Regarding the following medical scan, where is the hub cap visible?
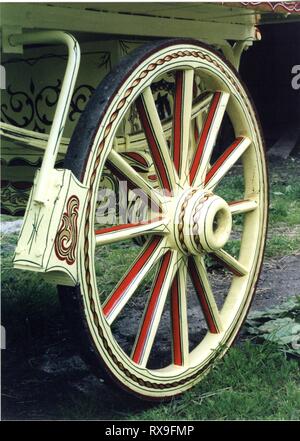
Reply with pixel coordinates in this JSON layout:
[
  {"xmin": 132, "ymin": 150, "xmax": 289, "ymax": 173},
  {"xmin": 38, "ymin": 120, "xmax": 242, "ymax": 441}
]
[{"xmin": 175, "ymin": 190, "xmax": 232, "ymax": 255}]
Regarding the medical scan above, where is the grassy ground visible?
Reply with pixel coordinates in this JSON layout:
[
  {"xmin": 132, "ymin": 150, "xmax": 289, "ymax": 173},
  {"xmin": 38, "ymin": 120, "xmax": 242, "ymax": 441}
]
[
  {"xmin": 1, "ymin": 157, "xmax": 300, "ymax": 420},
  {"xmin": 131, "ymin": 342, "xmax": 300, "ymax": 421},
  {"xmin": 55, "ymin": 341, "xmax": 300, "ymax": 421}
]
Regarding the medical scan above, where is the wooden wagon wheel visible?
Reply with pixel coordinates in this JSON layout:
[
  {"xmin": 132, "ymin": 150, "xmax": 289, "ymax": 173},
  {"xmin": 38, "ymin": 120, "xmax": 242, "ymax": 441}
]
[{"xmin": 59, "ymin": 39, "xmax": 268, "ymax": 399}]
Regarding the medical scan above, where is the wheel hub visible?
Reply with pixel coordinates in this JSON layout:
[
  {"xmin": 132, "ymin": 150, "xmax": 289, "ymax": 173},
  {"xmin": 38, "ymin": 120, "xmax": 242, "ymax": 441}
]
[{"xmin": 175, "ymin": 190, "xmax": 232, "ymax": 255}]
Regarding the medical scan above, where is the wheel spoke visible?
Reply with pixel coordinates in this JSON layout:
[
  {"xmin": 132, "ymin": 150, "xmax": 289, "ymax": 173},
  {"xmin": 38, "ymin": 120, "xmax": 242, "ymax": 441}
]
[
  {"xmin": 213, "ymin": 249, "xmax": 248, "ymax": 277},
  {"xmin": 107, "ymin": 149, "xmax": 163, "ymax": 211},
  {"xmin": 131, "ymin": 250, "xmax": 178, "ymax": 367},
  {"xmin": 189, "ymin": 119, "xmax": 198, "ymax": 153},
  {"xmin": 191, "ymin": 92, "xmax": 214, "ymax": 121},
  {"xmin": 136, "ymin": 86, "xmax": 177, "ymax": 193},
  {"xmin": 112, "ymin": 93, "xmax": 213, "ymax": 154},
  {"xmin": 229, "ymin": 199, "xmax": 257, "ymax": 215},
  {"xmin": 189, "ymin": 91, "xmax": 229, "ymax": 186},
  {"xmin": 95, "ymin": 217, "xmax": 169, "ymax": 246},
  {"xmin": 205, "ymin": 137, "xmax": 251, "ymax": 191},
  {"xmin": 171, "ymin": 260, "xmax": 189, "ymax": 366},
  {"xmin": 172, "ymin": 69, "xmax": 194, "ymax": 183},
  {"xmin": 188, "ymin": 256, "xmax": 223, "ymax": 334},
  {"xmin": 102, "ymin": 236, "xmax": 167, "ymax": 324},
  {"xmin": 189, "ymin": 95, "xmax": 214, "ymax": 162}
]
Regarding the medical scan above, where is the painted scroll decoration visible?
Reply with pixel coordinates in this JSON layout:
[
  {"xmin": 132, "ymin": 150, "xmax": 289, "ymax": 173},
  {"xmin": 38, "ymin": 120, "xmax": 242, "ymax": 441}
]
[
  {"xmin": 1, "ymin": 80, "xmax": 95, "ymax": 133},
  {"xmin": 54, "ymin": 195, "xmax": 79, "ymax": 265},
  {"xmin": 240, "ymin": 2, "xmax": 300, "ymax": 13}
]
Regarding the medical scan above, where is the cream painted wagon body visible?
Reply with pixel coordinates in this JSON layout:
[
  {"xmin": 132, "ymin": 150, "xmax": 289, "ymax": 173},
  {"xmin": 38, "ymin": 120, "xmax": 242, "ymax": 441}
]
[{"xmin": 1, "ymin": 2, "xmax": 300, "ymax": 399}]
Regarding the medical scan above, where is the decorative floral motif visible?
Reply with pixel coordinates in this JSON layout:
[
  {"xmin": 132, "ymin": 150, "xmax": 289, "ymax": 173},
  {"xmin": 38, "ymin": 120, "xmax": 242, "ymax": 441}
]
[
  {"xmin": 1, "ymin": 85, "xmax": 35, "ymax": 129},
  {"xmin": 1, "ymin": 49, "xmax": 111, "ymax": 132},
  {"xmin": 69, "ymin": 84, "xmax": 95, "ymax": 122},
  {"xmin": 54, "ymin": 195, "xmax": 79, "ymax": 265},
  {"xmin": 35, "ymin": 80, "xmax": 61, "ymax": 127},
  {"xmin": 1, "ymin": 79, "xmax": 95, "ymax": 132},
  {"xmin": 240, "ymin": 2, "xmax": 300, "ymax": 13},
  {"xmin": 1, "ymin": 183, "xmax": 30, "ymax": 215},
  {"xmin": 1, "ymin": 79, "xmax": 61, "ymax": 132}
]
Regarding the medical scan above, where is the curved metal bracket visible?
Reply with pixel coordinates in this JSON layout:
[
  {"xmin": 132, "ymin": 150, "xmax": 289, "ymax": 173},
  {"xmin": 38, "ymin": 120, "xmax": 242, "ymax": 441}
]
[{"xmin": 8, "ymin": 31, "xmax": 81, "ymax": 203}]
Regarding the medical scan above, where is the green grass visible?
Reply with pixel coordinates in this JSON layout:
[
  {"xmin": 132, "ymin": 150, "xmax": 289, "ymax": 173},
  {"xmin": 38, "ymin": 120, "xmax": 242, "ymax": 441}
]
[
  {"xmin": 128, "ymin": 342, "xmax": 300, "ymax": 421},
  {"xmin": 224, "ymin": 235, "xmax": 300, "ymax": 259},
  {"xmin": 217, "ymin": 159, "xmax": 300, "ymax": 229},
  {"xmin": 268, "ymin": 161, "xmax": 300, "ymax": 226},
  {"xmin": 224, "ymin": 235, "xmax": 300, "ymax": 260},
  {"xmin": 1, "ymin": 232, "xmax": 61, "ymax": 349},
  {"xmin": 216, "ymin": 174, "xmax": 244, "ymax": 202},
  {"xmin": 57, "ymin": 341, "xmax": 300, "ymax": 420},
  {"xmin": 265, "ymin": 235, "xmax": 300, "ymax": 258},
  {"xmin": 95, "ymin": 241, "xmax": 141, "ymax": 298}
]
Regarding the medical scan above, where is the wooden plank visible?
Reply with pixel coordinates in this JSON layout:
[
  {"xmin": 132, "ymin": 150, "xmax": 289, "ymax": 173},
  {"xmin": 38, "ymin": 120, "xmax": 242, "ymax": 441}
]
[
  {"xmin": 53, "ymin": 2, "xmax": 258, "ymax": 25},
  {"xmin": 268, "ymin": 126, "xmax": 300, "ymax": 160},
  {"xmin": 0, "ymin": 3, "xmax": 257, "ymax": 42}
]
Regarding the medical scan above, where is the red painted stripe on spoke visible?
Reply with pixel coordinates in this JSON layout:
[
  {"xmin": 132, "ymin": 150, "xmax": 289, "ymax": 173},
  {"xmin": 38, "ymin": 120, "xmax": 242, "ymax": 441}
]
[
  {"xmin": 102, "ymin": 236, "xmax": 162, "ymax": 318},
  {"xmin": 171, "ymin": 274, "xmax": 183, "ymax": 366},
  {"xmin": 228, "ymin": 199, "xmax": 248, "ymax": 206},
  {"xmin": 173, "ymin": 71, "xmax": 183, "ymax": 174},
  {"xmin": 132, "ymin": 251, "xmax": 172, "ymax": 364},
  {"xmin": 95, "ymin": 217, "xmax": 162, "ymax": 236},
  {"xmin": 205, "ymin": 137, "xmax": 244, "ymax": 185},
  {"xmin": 136, "ymin": 96, "xmax": 172, "ymax": 192},
  {"xmin": 213, "ymin": 253, "xmax": 244, "ymax": 277},
  {"xmin": 189, "ymin": 92, "xmax": 222, "ymax": 184},
  {"xmin": 122, "ymin": 152, "xmax": 149, "ymax": 167},
  {"xmin": 188, "ymin": 258, "xmax": 218, "ymax": 334}
]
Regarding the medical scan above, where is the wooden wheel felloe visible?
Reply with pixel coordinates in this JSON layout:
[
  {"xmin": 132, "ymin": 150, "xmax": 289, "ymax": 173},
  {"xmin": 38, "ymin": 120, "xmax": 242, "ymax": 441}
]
[{"xmin": 60, "ymin": 39, "xmax": 268, "ymax": 399}]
